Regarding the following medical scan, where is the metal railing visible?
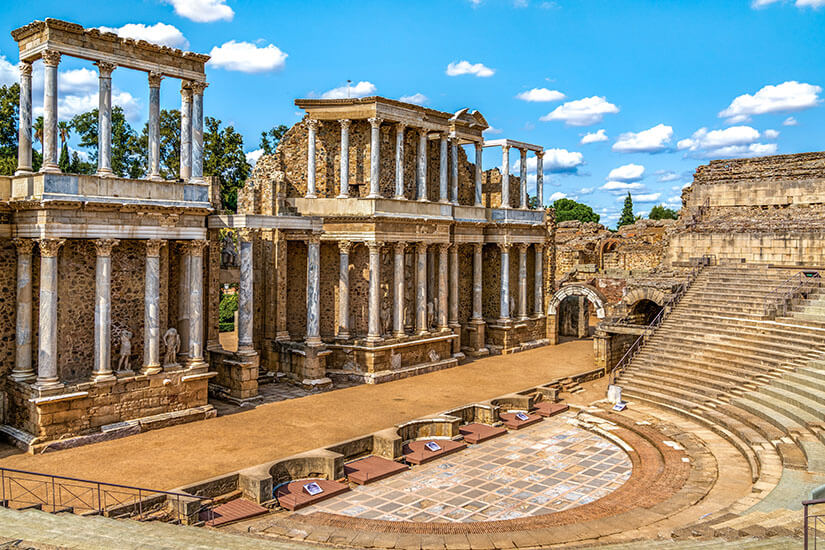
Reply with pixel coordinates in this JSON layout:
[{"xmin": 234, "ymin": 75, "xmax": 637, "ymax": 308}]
[
  {"xmin": 609, "ymin": 257, "xmax": 711, "ymax": 385},
  {"xmin": 804, "ymin": 498, "xmax": 825, "ymax": 549},
  {"xmin": 0, "ymin": 466, "xmax": 215, "ymax": 525},
  {"xmin": 763, "ymin": 271, "xmax": 821, "ymax": 318}
]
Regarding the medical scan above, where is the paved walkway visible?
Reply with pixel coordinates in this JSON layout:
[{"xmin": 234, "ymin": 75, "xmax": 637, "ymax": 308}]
[{"xmin": 0, "ymin": 339, "xmax": 595, "ymax": 490}]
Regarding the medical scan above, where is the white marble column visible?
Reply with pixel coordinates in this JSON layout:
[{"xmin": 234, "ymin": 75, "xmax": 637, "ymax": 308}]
[
  {"xmin": 143, "ymin": 240, "xmax": 165, "ymax": 374},
  {"xmin": 536, "ymin": 150, "xmax": 544, "ymax": 208},
  {"xmin": 190, "ymin": 82, "xmax": 207, "ymax": 183},
  {"xmin": 93, "ymin": 239, "xmax": 118, "ymax": 381},
  {"xmin": 180, "ymin": 82, "xmax": 192, "ymax": 181},
  {"xmin": 439, "ymin": 134, "xmax": 448, "ymax": 203},
  {"xmin": 148, "ymin": 72, "xmax": 163, "ymax": 181},
  {"xmin": 11, "ymin": 239, "xmax": 34, "ymax": 382},
  {"xmin": 474, "ymin": 143, "xmax": 483, "ymax": 207},
  {"xmin": 518, "ymin": 243, "xmax": 528, "ymax": 319},
  {"xmin": 16, "ymin": 62, "xmax": 33, "ymax": 175},
  {"xmin": 501, "ymin": 145, "xmax": 510, "ymax": 209},
  {"xmin": 237, "ymin": 230, "xmax": 254, "ymax": 353},
  {"xmin": 448, "ymin": 243, "xmax": 459, "ymax": 328},
  {"xmin": 417, "ymin": 129, "xmax": 428, "ymax": 201},
  {"xmin": 519, "ymin": 149, "xmax": 528, "ymax": 209},
  {"xmin": 338, "ymin": 119, "xmax": 351, "ymax": 198},
  {"xmin": 337, "ymin": 241, "xmax": 352, "ymax": 339},
  {"xmin": 415, "ymin": 242, "xmax": 428, "ymax": 334},
  {"xmin": 368, "ymin": 117, "xmax": 382, "ymax": 198},
  {"xmin": 41, "ymin": 50, "xmax": 61, "ymax": 173},
  {"xmin": 499, "ymin": 243, "xmax": 511, "ymax": 321},
  {"xmin": 95, "ymin": 61, "xmax": 116, "ymax": 177},
  {"xmin": 35, "ymin": 239, "xmax": 64, "ymax": 389},
  {"xmin": 534, "ymin": 244, "xmax": 544, "ymax": 316},
  {"xmin": 306, "ymin": 234, "xmax": 322, "ymax": 345},
  {"xmin": 306, "ymin": 119, "xmax": 319, "ymax": 198},
  {"xmin": 366, "ymin": 241, "xmax": 383, "ymax": 341},
  {"xmin": 437, "ymin": 244, "xmax": 449, "ymax": 330},
  {"xmin": 472, "ymin": 243, "xmax": 483, "ymax": 320},
  {"xmin": 393, "ymin": 242, "xmax": 406, "ymax": 337},
  {"xmin": 450, "ymin": 139, "xmax": 459, "ymax": 205},
  {"xmin": 187, "ymin": 240, "xmax": 208, "ymax": 366},
  {"xmin": 178, "ymin": 252, "xmax": 191, "ymax": 357},
  {"xmin": 394, "ymin": 123, "xmax": 406, "ymax": 199}
]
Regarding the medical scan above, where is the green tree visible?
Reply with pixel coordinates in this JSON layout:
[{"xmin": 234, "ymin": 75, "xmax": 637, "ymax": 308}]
[
  {"xmin": 649, "ymin": 204, "xmax": 678, "ymax": 220},
  {"xmin": 618, "ymin": 192, "xmax": 635, "ymax": 227},
  {"xmin": 204, "ymin": 116, "xmax": 251, "ymax": 212},
  {"xmin": 0, "ymin": 83, "xmax": 20, "ymax": 175},
  {"xmin": 259, "ymin": 124, "xmax": 288, "ymax": 155},
  {"xmin": 138, "ymin": 109, "xmax": 181, "ymax": 179},
  {"xmin": 552, "ymin": 198, "xmax": 600, "ymax": 223},
  {"xmin": 71, "ymin": 107, "xmax": 143, "ymax": 178},
  {"xmin": 58, "ymin": 141, "xmax": 71, "ymax": 172}
]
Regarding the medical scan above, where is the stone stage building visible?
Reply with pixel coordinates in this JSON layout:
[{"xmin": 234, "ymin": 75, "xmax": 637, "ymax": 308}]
[{"xmin": 213, "ymin": 97, "xmax": 553, "ymax": 391}]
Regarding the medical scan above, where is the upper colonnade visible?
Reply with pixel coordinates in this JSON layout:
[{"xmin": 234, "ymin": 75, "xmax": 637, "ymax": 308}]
[{"xmin": 11, "ymin": 18, "xmax": 210, "ymax": 182}]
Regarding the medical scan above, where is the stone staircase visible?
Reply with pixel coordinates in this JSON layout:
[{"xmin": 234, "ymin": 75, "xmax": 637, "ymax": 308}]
[{"xmin": 615, "ymin": 263, "xmax": 825, "ymax": 527}]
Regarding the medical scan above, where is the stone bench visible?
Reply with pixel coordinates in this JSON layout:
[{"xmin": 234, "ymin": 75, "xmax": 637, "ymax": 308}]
[
  {"xmin": 343, "ymin": 456, "xmax": 408, "ymax": 485},
  {"xmin": 401, "ymin": 439, "xmax": 466, "ymax": 465},
  {"xmin": 458, "ymin": 423, "xmax": 507, "ymax": 444},
  {"xmin": 274, "ymin": 479, "xmax": 349, "ymax": 511},
  {"xmin": 500, "ymin": 412, "xmax": 543, "ymax": 430}
]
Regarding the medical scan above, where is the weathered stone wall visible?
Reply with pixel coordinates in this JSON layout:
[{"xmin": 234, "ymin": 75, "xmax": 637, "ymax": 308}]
[
  {"xmin": 286, "ymin": 240, "xmax": 308, "ymax": 339},
  {"xmin": 0, "ymin": 241, "xmax": 16, "ymax": 379}
]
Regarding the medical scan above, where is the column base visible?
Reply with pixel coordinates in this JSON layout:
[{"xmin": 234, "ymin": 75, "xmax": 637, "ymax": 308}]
[
  {"xmin": 9, "ymin": 371, "xmax": 36, "ymax": 383},
  {"xmin": 365, "ymin": 335, "xmax": 383, "ymax": 344},
  {"xmin": 41, "ymin": 164, "xmax": 61, "ymax": 174},
  {"xmin": 418, "ymin": 198, "xmax": 429, "ymax": 202},
  {"xmin": 33, "ymin": 378, "xmax": 62, "ymax": 391},
  {"xmin": 188, "ymin": 177, "xmax": 204, "ymax": 184},
  {"xmin": 148, "ymin": 174, "xmax": 163, "ymax": 182},
  {"xmin": 366, "ymin": 193, "xmax": 381, "ymax": 199},
  {"xmin": 14, "ymin": 168, "xmax": 33, "ymax": 176},
  {"xmin": 305, "ymin": 193, "xmax": 318, "ymax": 199},
  {"xmin": 305, "ymin": 336, "xmax": 323, "ymax": 347},
  {"xmin": 141, "ymin": 364, "xmax": 163, "ymax": 375},
  {"xmin": 336, "ymin": 194, "xmax": 350, "ymax": 199},
  {"xmin": 394, "ymin": 331, "xmax": 407, "ymax": 338},
  {"xmin": 335, "ymin": 331, "xmax": 351, "ymax": 340},
  {"xmin": 96, "ymin": 168, "xmax": 114, "ymax": 177},
  {"xmin": 393, "ymin": 195, "xmax": 406, "ymax": 200},
  {"xmin": 92, "ymin": 373, "xmax": 117, "ymax": 386},
  {"xmin": 276, "ymin": 331, "xmax": 291, "ymax": 342}
]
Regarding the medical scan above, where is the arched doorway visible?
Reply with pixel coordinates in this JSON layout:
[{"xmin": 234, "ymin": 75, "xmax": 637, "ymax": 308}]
[
  {"xmin": 628, "ymin": 299, "xmax": 663, "ymax": 325},
  {"xmin": 620, "ymin": 287, "xmax": 667, "ymax": 326},
  {"xmin": 547, "ymin": 285, "xmax": 607, "ymax": 345}
]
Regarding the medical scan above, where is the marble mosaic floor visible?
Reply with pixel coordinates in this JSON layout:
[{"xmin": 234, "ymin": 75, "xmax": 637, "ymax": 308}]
[{"xmin": 298, "ymin": 415, "xmax": 632, "ymax": 523}]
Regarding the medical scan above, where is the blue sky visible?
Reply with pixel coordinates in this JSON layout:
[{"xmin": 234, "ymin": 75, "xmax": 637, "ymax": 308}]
[{"xmin": 2, "ymin": 0, "xmax": 824, "ymax": 226}]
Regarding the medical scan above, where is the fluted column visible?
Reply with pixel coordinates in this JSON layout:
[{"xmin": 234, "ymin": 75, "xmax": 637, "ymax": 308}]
[
  {"xmin": 238, "ymin": 230, "xmax": 254, "ymax": 353},
  {"xmin": 148, "ymin": 72, "xmax": 163, "ymax": 181},
  {"xmin": 474, "ymin": 143, "xmax": 483, "ymax": 206},
  {"xmin": 417, "ymin": 129, "xmax": 428, "ymax": 201},
  {"xmin": 11, "ymin": 239, "xmax": 34, "ymax": 382},
  {"xmin": 439, "ymin": 134, "xmax": 448, "ymax": 203},
  {"xmin": 306, "ymin": 119, "xmax": 319, "ymax": 198},
  {"xmin": 337, "ymin": 241, "xmax": 352, "ymax": 339},
  {"xmin": 448, "ymin": 243, "xmax": 459, "ymax": 328},
  {"xmin": 367, "ymin": 241, "xmax": 383, "ymax": 342},
  {"xmin": 190, "ymin": 81, "xmax": 207, "ymax": 183},
  {"xmin": 450, "ymin": 139, "xmax": 459, "ymax": 205},
  {"xmin": 338, "ymin": 119, "xmax": 351, "ymax": 198},
  {"xmin": 472, "ymin": 243, "xmax": 483, "ymax": 320},
  {"xmin": 518, "ymin": 243, "xmax": 528, "ymax": 319},
  {"xmin": 437, "ymin": 244, "xmax": 449, "ymax": 330},
  {"xmin": 501, "ymin": 145, "xmax": 510, "ymax": 209},
  {"xmin": 306, "ymin": 233, "xmax": 322, "ymax": 345},
  {"xmin": 368, "ymin": 117, "xmax": 382, "ymax": 198},
  {"xmin": 393, "ymin": 242, "xmax": 406, "ymax": 337},
  {"xmin": 536, "ymin": 150, "xmax": 544, "ymax": 208},
  {"xmin": 394, "ymin": 123, "xmax": 406, "ymax": 199},
  {"xmin": 95, "ymin": 61, "xmax": 116, "ymax": 177},
  {"xmin": 16, "ymin": 62, "xmax": 33, "ymax": 175},
  {"xmin": 180, "ymin": 83, "xmax": 192, "ymax": 181},
  {"xmin": 93, "ymin": 239, "xmax": 119, "ymax": 381},
  {"xmin": 143, "ymin": 240, "xmax": 165, "ymax": 374},
  {"xmin": 35, "ymin": 239, "xmax": 64, "ymax": 389},
  {"xmin": 534, "ymin": 244, "xmax": 544, "ymax": 316},
  {"xmin": 415, "ymin": 242, "xmax": 428, "ymax": 334},
  {"xmin": 519, "ymin": 149, "xmax": 528, "ymax": 209},
  {"xmin": 187, "ymin": 240, "xmax": 208, "ymax": 366},
  {"xmin": 41, "ymin": 50, "xmax": 61, "ymax": 173},
  {"xmin": 499, "ymin": 243, "xmax": 511, "ymax": 321}
]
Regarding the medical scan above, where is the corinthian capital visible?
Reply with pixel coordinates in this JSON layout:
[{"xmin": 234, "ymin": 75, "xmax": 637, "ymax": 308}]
[
  {"xmin": 190, "ymin": 81, "xmax": 208, "ymax": 95},
  {"xmin": 12, "ymin": 238, "xmax": 35, "ymax": 255},
  {"xmin": 19, "ymin": 62, "xmax": 32, "ymax": 77},
  {"xmin": 94, "ymin": 61, "xmax": 117, "ymax": 78},
  {"xmin": 368, "ymin": 117, "xmax": 383, "ymax": 129},
  {"xmin": 145, "ymin": 239, "xmax": 166, "ymax": 257},
  {"xmin": 94, "ymin": 239, "xmax": 120, "ymax": 257},
  {"xmin": 38, "ymin": 238, "xmax": 65, "ymax": 258},
  {"xmin": 148, "ymin": 71, "xmax": 164, "ymax": 88},
  {"xmin": 41, "ymin": 50, "xmax": 61, "ymax": 67}
]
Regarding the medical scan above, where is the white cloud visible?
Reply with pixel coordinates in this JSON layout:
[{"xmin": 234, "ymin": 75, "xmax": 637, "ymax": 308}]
[
  {"xmin": 321, "ymin": 80, "xmax": 376, "ymax": 99},
  {"xmin": 58, "ymin": 68, "xmax": 98, "ymax": 95},
  {"xmin": 602, "ymin": 181, "xmax": 645, "ymax": 192},
  {"xmin": 515, "ymin": 88, "xmax": 565, "ymax": 102},
  {"xmin": 719, "ymin": 81, "xmax": 822, "ymax": 123},
  {"xmin": 676, "ymin": 125, "xmax": 776, "ymax": 158},
  {"xmin": 607, "ymin": 163, "xmax": 645, "ymax": 182},
  {"xmin": 164, "ymin": 0, "xmax": 234, "ymax": 22},
  {"xmin": 548, "ymin": 191, "xmax": 567, "ymax": 201},
  {"xmin": 753, "ymin": 0, "xmax": 825, "ymax": 7},
  {"xmin": 579, "ymin": 187, "xmax": 594, "ymax": 194},
  {"xmin": 656, "ymin": 170, "xmax": 681, "ymax": 183},
  {"xmin": 543, "ymin": 148, "xmax": 584, "ymax": 173},
  {"xmin": 539, "ymin": 96, "xmax": 619, "ymax": 126},
  {"xmin": 483, "ymin": 126, "xmax": 502, "ymax": 135},
  {"xmin": 664, "ymin": 194, "xmax": 682, "ymax": 207},
  {"xmin": 764, "ymin": 129, "xmax": 780, "ymax": 139},
  {"xmin": 400, "ymin": 93, "xmax": 428, "ymax": 105},
  {"xmin": 208, "ymin": 41, "xmax": 287, "ymax": 73},
  {"xmin": 783, "ymin": 116, "xmax": 798, "ymax": 126},
  {"xmin": 612, "ymin": 123, "xmax": 673, "ymax": 153},
  {"xmin": 99, "ymin": 23, "xmax": 188, "ymax": 49},
  {"xmin": 752, "ymin": 0, "xmax": 781, "ymax": 6},
  {"xmin": 245, "ymin": 149, "xmax": 263, "ymax": 165},
  {"xmin": 446, "ymin": 60, "xmax": 495, "ymax": 78},
  {"xmin": 0, "ymin": 55, "xmax": 15, "ymax": 87},
  {"xmin": 633, "ymin": 193, "xmax": 662, "ymax": 203},
  {"xmin": 580, "ymin": 129, "xmax": 608, "ymax": 144}
]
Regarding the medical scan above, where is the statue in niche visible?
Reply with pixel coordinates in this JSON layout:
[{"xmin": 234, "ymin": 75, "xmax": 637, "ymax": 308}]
[
  {"xmin": 117, "ymin": 330, "xmax": 132, "ymax": 372},
  {"xmin": 509, "ymin": 295, "xmax": 515, "ymax": 317},
  {"xmin": 220, "ymin": 233, "xmax": 238, "ymax": 268},
  {"xmin": 427, "ymin": 301, "xmax": 434, "ymax": 329},
  {"xmin": 390, "ymin": 351, "xmax": 402, "ymax": 370},
  {"xmin": 163, "ymin": 328, "xmax": 180, "ymax": 367},
  {"xmin": 428, "ymin": 349, "xmax": 440, "ymax": 362},
  {"xmin": 380, "ymin": 297, "xmax": 392, "ymax": 336}
]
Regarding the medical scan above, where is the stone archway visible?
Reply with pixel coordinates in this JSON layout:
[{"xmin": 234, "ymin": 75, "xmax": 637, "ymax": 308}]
[
  {"xmin": 547, "ymin": 284, "xmax": 607, "ymax": 344},
  {"xmin": 620, "ymin": 287, "xmax": 667, "ymax": 326},
  {"xmin": 622, "ymin": 287, "xmax": 667, "ymax": 309}
]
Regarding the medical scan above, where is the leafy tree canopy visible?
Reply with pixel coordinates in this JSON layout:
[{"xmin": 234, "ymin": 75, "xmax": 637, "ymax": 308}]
[
  {"xmin": 260, "ymin": 124, "xmax": 288, "ymax": 155},
  {"xmin": 649, "ymin": 204, "xmax": 679, "ymax": 220},
  {"xmin": 552, "ymin": 197, "xmax": 600, "ymax": 223},
  {"xmin": 618, "ymin": 192, "xmax": 635, "ymax": 227},
  {"xmin": 204, "ymin": 116, "xmax": 251, "ymax": 212},
  {"xmin": 71, "ymin": 107, "xmax": 143, "ymax": 178}
]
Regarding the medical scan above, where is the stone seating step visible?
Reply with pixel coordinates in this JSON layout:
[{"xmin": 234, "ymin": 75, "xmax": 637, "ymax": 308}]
[
  {"xmin": 643, "ymin": 336, "xmax": 807, "ymax": 366},
  {"xmin": 632, "ymin": 350, "xmax": 782, "ymax": 377},
  {"xmin": 624, "ymin": 361, "xmax": 760, "ymax": 389},
  {"xmin": 652, "ymin": 327, "xmax": 823, "ymax": 354},
  {"xmin": 532, "ymin": 401, "xmax": 570, "ymax": 417},
  {"xmin": 587, "ymin": 536, "xmax": 799, "ymax": 549},
  {"xmin": 665, "ymin": 312, "xmax": 825, "ymax": 338},
  {"xmin": 274, "ymin": 478, "xmax": 350, "ymax": 511},
  {"xmin": 795, "ymin": 365, "xmax": 825, "ymax": 382},
  {"xmin": 624, "ymin": 370, "xmax": 729, "ymax": 399},
  {"xmin": 401, "ymin": 438, "xmax": 466, "ymax": 465},
  {"xmin": 765, "ymin": 378, "xmax": 825, "ymax": 413},
  {"xmin": 731, "ymin": 395, "xmax": 810, "ymax": 435},
  {"xmin": 458, "ymin": 422, "xmax": 507, "ymax": 444},
  {"xmin": 343, "ymin": 455, "xmax": 408, "ymax": 485},
  {"xmin": 499, "ymin": 412, "xmax": 543, "ymax": 430},
  {"xmin": 780, "ymin": 370, "xmax": 825, "ymax": 395},
  {"xmin": 752, "ymin": 385, "xmax": 825, "ymax": 425}
]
